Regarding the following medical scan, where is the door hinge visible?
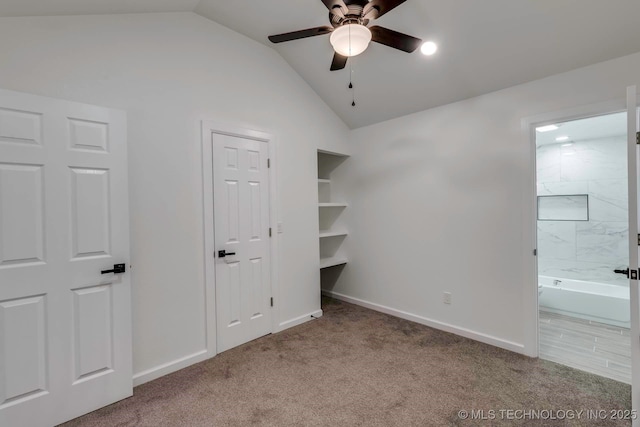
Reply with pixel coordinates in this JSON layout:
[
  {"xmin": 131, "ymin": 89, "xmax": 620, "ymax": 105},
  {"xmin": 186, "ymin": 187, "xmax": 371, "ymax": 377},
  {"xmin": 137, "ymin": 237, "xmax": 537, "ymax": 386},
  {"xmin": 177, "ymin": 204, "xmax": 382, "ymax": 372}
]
[
  {"xmin": 533, "ymin": 249, "xmax": 537, "ymax": 256},
  {"xmin": 270, "ymin": 297, "xmax": 274, "ymax": 307},
  {"xmin": 638, "ymin": 234, "xmax": 640, "ymax": 246},
  {"xmin": 637, "ymin": 132, "xmax": 639, "ymax": 145},
  {"xmin": 267, "ymin": 158, "xmax": 271, "ymax": 168},
  {"xmin": 269, "ymin": 227, "xmax": 272, "ymax": 237}
]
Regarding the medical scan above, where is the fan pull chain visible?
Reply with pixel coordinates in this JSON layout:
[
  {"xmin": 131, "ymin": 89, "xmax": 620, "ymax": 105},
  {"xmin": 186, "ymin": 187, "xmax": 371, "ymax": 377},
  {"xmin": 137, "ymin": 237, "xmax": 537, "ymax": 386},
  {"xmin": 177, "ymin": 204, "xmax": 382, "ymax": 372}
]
[
  {"xmin": 348, "ymin": 24, "xmax": 356, "ymax": 107},
  {"xmin": 351, "ymin": 81, "xmax": 356, "ymax": 107},
  {"xmin": 349, "ymin": 59, "xmax": 356, "ymax": 107}
]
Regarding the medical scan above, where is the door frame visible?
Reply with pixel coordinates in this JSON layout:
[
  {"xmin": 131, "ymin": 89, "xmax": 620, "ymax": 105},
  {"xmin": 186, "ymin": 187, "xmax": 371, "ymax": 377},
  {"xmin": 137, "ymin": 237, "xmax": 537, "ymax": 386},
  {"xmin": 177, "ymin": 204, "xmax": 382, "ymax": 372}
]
[
  {"xmin": 521, "ymin": 98, "xmax": 628, "ymax": 358},
  {"xmin": 627, "ymin": 86, "xmax": 640, "ymax": 426},
  {"xmin": 201, "ymin": 121, "xmax": 280, "ymax": 357}
]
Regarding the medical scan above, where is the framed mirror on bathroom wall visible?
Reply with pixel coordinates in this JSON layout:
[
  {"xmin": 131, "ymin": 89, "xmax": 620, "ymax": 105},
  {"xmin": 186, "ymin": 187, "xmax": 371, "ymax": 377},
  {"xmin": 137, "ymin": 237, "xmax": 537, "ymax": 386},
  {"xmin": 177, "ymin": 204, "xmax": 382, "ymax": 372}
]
[{"xmin": 537, "ymin": 194, "xmax": 589, "ymax": 221}]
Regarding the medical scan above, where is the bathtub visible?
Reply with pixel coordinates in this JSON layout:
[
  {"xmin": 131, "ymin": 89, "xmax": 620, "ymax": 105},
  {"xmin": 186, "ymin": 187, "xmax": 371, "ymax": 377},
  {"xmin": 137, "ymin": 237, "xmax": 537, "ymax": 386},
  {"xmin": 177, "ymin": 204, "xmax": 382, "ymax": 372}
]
[{"xmin": 538, "ymin": 275, "xmax": 630, "ymax": 328}]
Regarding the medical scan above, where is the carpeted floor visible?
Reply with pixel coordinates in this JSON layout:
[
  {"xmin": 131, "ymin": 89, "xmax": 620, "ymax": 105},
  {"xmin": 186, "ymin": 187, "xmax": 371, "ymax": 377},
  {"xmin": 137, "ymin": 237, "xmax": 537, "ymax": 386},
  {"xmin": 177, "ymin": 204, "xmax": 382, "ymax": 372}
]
[{"xmin": 61, "ymin": 297, "xmax": 632, "ymax": 426}]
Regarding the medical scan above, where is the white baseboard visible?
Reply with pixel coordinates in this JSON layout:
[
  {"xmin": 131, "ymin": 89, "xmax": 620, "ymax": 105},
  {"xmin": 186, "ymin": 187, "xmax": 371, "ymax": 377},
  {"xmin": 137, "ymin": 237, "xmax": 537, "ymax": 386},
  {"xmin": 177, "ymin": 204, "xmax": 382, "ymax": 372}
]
[
  {"xmin": 277, "ymin": 309, "xmax": 323, "ymax": 332},
  {"xmin": 132, "ymin": 292, "xmax": 525, "ymax": 388},
  {"xmin": 322, "ymin": 290, "xmax": 526, "ymax": 355},
  {"xmin": 133, "ymin": 309, "xmax": 324, "ymax": 387},
  {"xmin": 133, "ymin": 349, "xmax": 212, "ymax": 387}
]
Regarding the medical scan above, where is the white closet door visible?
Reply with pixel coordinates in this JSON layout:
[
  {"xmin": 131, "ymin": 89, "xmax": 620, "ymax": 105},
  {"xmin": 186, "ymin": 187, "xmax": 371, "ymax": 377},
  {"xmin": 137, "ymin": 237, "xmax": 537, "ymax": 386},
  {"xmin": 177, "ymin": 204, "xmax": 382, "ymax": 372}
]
[
  {"xmin": 212, "ymin": 132, "xmax": 272, "ymax": 353},
  {"xmin": 0, "ymin": 89, "xmax": 131, "ymax": 427}
]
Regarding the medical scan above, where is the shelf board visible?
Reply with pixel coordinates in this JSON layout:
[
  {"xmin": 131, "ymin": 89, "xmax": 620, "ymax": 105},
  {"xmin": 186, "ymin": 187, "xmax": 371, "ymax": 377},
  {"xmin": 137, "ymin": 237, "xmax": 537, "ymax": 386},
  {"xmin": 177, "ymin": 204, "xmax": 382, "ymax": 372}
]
[
  {"xmin": 320, "ymin": 257, "xmax": 348, "ymax": 269},
  {"xmin": 319, "ymin": 230, "xmax": 348, "ymax": 239},
  {"xmin": 317, "ymin": 149, "xmax": 350, "ymax": 157},
  {"xmin": 319, "ymin": 202, "xmax": 347, "ymax": 208},
  {"xmin": 318, "ymin": 179, "xmax": 331, "ymax": 184}
]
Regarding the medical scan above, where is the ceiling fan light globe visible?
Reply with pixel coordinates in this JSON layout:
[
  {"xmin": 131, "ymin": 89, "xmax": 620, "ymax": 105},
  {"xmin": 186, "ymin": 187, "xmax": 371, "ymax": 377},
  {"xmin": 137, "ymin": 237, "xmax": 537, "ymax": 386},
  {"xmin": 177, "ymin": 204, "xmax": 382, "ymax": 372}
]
[{"xmin": 330, "ymin": 24, "xmax": 372, "ymax": 57}]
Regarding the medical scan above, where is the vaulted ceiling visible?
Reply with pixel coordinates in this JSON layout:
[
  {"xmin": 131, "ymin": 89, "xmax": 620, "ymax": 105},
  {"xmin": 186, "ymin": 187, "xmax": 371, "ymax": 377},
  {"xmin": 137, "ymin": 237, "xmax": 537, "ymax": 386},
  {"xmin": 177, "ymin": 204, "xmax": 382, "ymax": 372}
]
[{"xmin": 2, "ymin": 0, "xmax": 640, "ymax": 128}]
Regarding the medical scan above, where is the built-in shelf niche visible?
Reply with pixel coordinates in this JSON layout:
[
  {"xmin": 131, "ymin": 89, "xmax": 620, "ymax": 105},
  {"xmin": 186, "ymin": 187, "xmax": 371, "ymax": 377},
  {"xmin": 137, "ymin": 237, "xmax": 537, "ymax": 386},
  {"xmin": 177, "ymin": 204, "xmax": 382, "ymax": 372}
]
[
  {"xmin": 319, "ymin": 233, "xmax": 347, "ymax": 259},
  {"xmin": 319, "ymin": 205, "xmax": 346, "ymax": 231},
  {"xmin": 317, "ymin": 149, "xmax": 349, "ymax": 273}
]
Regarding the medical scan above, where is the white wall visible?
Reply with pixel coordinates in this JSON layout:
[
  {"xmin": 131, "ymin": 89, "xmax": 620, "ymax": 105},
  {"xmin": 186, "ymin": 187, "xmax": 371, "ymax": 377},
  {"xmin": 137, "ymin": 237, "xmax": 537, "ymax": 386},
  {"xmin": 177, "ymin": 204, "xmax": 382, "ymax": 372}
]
[
  {"xmin": 0, "ymin": 12, "xmax": 349, "ymax": 381},
  {"xmin": 331, "ymin": 52, "xmax": 640, "ymax": 355},
  {"xmin": 3, "ymin": 10, "xmax": 640, "ymax": 382}
]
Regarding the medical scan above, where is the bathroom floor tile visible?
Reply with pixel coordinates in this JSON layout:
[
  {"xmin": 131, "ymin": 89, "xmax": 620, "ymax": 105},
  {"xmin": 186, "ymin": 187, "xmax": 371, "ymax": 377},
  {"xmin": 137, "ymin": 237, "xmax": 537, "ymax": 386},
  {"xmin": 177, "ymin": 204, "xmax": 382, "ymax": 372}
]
[{"xmin": 539, "ymin": 311, "xmax": 631, "ymax": 384}]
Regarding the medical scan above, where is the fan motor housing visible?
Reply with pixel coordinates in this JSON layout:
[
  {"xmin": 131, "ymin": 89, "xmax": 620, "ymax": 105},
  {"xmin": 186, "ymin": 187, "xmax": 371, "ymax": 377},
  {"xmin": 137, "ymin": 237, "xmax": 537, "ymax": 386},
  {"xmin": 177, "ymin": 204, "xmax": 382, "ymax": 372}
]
[{"xmin": 329, "ymin": 0, "xmax": 373, "ymax": 27}]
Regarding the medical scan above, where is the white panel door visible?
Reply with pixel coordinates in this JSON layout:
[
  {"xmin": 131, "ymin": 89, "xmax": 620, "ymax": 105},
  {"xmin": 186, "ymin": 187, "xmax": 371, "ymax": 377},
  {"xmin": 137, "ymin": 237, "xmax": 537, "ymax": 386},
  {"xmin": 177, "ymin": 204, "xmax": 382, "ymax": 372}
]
[
  {"xmin": 213, "ymin": 133, "xmax": 272, "ymax": 353},
  {"xmin": 0, "ymin": 89, "xmax": 131, "ymax": 427},
  {"xmin": 628, "ymin": 87, "xmax": 640, "ymax": 427}
]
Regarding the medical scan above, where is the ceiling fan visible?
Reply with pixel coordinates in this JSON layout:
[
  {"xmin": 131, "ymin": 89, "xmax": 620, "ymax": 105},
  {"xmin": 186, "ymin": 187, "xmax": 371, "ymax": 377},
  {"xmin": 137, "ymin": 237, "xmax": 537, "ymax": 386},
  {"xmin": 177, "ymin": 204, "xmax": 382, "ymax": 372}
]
[{"xmin": 268, "ymin": 0, "xmax": 422, "ymax": 71}]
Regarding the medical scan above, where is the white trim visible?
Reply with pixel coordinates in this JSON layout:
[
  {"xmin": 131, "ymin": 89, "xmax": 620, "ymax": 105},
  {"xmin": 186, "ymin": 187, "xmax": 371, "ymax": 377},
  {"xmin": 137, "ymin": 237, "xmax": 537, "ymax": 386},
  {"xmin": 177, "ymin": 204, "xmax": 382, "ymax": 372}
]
[
  {"xmin": 322, "ymin": 290, "xmax": 525, "ymax": 354},
  {"xmin": 520, "ymin": 98, "xmax": 627, "ymax": 358},
  {"xmin": 201, "ymin": 121, "xmax": 217, "ymax": 359},
  {"xmin": 277, "ymin": 310, "xmax": 323, "ymax": 331},
  {"xmin": 201, "ymin": 120, "xmax": 280, "ymax": 356},
  {"xmin": 626, "ymin": 86, "xmax": 639, "ymax": 427},
  {"xmin": 267, "ymin": 137, "xmax": 281, "ymax": 335},
  {"xmin": 132, "ymin": 350, "xmax": 209, "ymax": 386},
  {"xmin": 520, "ymin": 112, "xmax": 539, "ymax": 358}
]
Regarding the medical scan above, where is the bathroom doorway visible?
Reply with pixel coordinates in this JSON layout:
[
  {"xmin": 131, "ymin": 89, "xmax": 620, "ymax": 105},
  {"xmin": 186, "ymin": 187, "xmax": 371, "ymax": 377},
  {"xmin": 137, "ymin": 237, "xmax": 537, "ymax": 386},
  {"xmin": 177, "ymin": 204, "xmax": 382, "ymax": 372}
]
[{"xmin": 535, "ymin": 111, "xmax": 631, "ymax": 383}]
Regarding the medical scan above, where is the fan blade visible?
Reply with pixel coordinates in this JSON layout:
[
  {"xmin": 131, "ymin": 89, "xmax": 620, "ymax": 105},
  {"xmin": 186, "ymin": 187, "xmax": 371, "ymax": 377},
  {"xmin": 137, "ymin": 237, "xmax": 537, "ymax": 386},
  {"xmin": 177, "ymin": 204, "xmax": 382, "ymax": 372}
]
[
  {"xmin": 369, "ymin": 26, "xmax": 422, "ymax": 53},
  {"xmin": 330, "ymin": 53, "xmax": 348, "ymax": 71},
  {"xmin": 363, "ymin": 0, "xmax": 407, "ymax": 20},
  {"xmin": 268, "ymin": 26, "xmax": 333, "ymax": 44},
  {"xmin": 321, "ymin": 0, "xmax": 348, "ymax": 16}
]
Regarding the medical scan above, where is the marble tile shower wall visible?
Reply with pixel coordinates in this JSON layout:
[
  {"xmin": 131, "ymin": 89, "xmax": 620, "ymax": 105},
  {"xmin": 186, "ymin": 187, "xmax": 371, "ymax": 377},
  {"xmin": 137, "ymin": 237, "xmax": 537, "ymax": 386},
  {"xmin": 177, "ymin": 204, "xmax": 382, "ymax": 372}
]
[{"xmin": 536, "ymin": 136, "xmax": 628, "ymax": 286}]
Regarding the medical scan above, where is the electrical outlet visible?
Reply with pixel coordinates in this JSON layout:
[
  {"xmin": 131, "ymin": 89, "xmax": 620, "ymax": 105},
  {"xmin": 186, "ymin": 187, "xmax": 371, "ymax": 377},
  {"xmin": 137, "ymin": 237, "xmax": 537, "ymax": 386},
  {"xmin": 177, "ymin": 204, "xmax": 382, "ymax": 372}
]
[{"xmin": 443, "ymin": 292, "xmax": 452, "ymax": 305}]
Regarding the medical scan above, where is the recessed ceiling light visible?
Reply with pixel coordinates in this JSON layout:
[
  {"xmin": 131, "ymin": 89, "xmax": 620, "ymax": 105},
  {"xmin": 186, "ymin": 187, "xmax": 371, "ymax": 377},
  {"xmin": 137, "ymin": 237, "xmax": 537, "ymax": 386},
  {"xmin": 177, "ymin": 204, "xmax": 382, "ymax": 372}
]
[
  {"xmin": 562, "ymin": 143, "xmax": 573, "ymax": 147},
  {"xmin": 421, "ymin": 41, "xmax": 438, "ymax": 56},
  {"xmin": 536, "ymin": 125, "xmax": 559, "ymax": 132},
  {"xmin": 555, "ymin": 136, "xmax": 570, "ymax": 142}
]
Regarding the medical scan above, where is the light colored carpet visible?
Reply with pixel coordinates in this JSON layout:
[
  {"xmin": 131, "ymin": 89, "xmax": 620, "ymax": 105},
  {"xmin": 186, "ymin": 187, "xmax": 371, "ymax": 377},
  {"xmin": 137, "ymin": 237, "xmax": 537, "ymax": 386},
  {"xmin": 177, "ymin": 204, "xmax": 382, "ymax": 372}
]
[{"xmin": 61, "ymin": 297, "xmax": 631, "ymax": 426}]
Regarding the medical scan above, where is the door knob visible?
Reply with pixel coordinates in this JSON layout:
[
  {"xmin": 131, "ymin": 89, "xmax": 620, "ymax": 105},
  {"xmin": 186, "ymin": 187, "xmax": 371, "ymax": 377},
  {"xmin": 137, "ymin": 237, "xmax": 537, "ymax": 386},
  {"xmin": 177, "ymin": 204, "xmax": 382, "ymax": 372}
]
[
  {"xmin": 101, "ymin": 263, "xmax": 126, "ymax": 274},
  {"xmin": 218, "ymin": 250, "xmax": 237, "ymax": 258},
  {"xmin": 614, "ymin": 268, "xmax": 629, "ymax": 277},
  {"xmin": 614, "ymin": 268, "xmax": 638, "ymax": 279}
]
